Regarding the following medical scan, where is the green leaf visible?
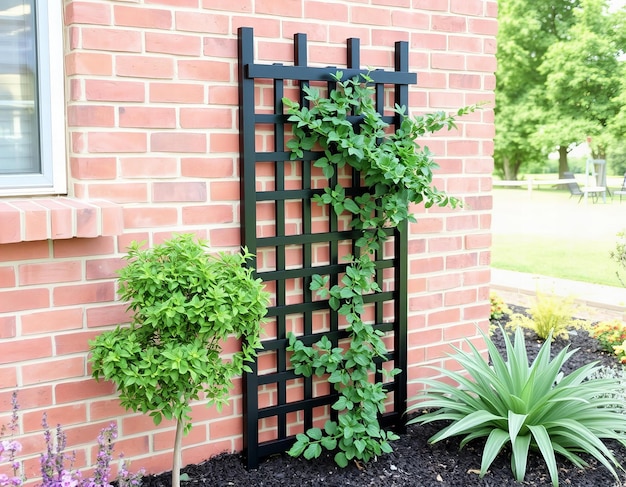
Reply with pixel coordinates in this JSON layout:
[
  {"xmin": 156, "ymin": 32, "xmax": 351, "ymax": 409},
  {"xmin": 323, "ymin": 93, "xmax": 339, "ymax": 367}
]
[{"xmin": 334, "ymin": 451, "xmax": 349, "ymax": 468}]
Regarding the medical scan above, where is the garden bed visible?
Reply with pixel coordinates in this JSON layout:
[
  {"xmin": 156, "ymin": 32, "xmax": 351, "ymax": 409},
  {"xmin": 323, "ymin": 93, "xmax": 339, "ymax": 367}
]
[{"xmin": 140, "ymin": 306, "xmax": 626, "ymax": 487}]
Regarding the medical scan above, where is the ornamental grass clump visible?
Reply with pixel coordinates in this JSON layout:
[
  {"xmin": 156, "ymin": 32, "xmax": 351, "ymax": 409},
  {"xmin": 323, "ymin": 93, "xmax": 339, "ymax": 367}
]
[
  {"xmin": 408, "ymin": 327, "xmax": 626, "ymax": 487},
  {"xmin": 507, "ymin": 291, "xmax": 588, "ymax": 340}
]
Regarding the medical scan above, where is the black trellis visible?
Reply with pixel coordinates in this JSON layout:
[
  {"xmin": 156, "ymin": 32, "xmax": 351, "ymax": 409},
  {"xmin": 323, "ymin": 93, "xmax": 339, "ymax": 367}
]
[{"xmin": 238, "ymin": 27, "xmax": 415, "ymax": 469}]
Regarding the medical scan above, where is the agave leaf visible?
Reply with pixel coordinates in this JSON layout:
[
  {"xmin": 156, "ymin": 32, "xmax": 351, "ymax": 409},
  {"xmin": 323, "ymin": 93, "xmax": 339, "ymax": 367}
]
[
  {"xmin": 510, "ymin": 433, "xmax": 531, "ymax": 482},
  {"xmin": 552, "ymin": 442, "xmax": 589, "ymax": 469},
  {"xmin": 506, "ymin": 328, "xmax": 530, "ymax": 394},
  {"xmin": 548, "ymin": 421, "xmax": 620, "ymax": 480},
  {"xmin": 429, "ymin": 410, "xmax": 503, "ymax": 443},
  {"xmin": 528, "ymin": 424, "xmax": 559, "ymax": 487},
  {"xmin": 459, "ymin": 427, "xmax": 494, "ymax": 448},
  {"xmin": 508, "ymin": 410, "xmax": 528, "ymax": 445},
  {"xmin": 480, "ymin": 428, "xmax": 510, "ymax": 476}
]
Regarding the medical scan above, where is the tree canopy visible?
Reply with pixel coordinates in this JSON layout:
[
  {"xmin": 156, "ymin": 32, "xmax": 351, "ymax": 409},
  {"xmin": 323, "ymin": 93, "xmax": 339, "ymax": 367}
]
[{"xmin": 495, "ymin": 0, "xmax": 625, "ymax": 179}]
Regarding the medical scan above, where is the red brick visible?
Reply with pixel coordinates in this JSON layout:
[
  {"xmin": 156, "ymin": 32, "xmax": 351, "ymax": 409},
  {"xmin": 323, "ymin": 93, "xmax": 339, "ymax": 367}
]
[
  {"xmin": 0, "ymin": 366, "xmax": 17, "ymax": 388},
  {"xmin": 113, "ymin": 5, "xmax": 172, "ymax": 29},
  {"xmin": 209, "ymin": 227, "xmax": 240, "ymax": 247},
  {"xmin": 119, "ymin": 107, "xmax": 176, "ymax": 129},
  {"xmin": 53, "ymin": 237, "xmax": 115, "ymax": 259},
  {"xmin": 0, "ymin": 266, "xmax": 15, "ymax": 288},
  {"xmin": 178, "ymin": 60, "xmax": 230, "ymax": 82},
  {"xmin": 70, "ymin": 157, "xmax": 117, "ymax": 180},
  {"xmin": 151, "ymin": 132, "xmax": 207, "ymax": 153},
  {"xmin": 85, "ymin": 80, "xmax": 146, "ymax": 102},
  {"xmin": 468, "ymin": 17, "xmax": 498, "ymax": 36},
  {"xmin": 210, "ymin": 181, "xmax": 239, "ymax": 202},
  {"xmin": 209, "ymin": 133, "xmax": 238, "ymax": 153},
  {"xmin": 176, "ymin": 11, "xmax": 229, "ymax": 34},
  {"xmin": 351, "ymin": 6, "xmax": 391, "ymax": 25},
  {"xmin": 203, "ymin": 37, "xmax": 237, "ymax": 58},
  {"xmin": 116, "ymin": 56, "xmax": 175, "ymax": 79},
  {"xmin": 182, "ymin": 205, "xmax": 234, "ymax": 225},
  {"xmin": 86, "ymin": 183, "xmax": 148, "ymax": 203},
  {"xmin": 146, "ymin": 32, "xmax": 201, "ymax": 56},
  {"xmin": 0, "ymin": 203, "xmax": 21, "ymax": 244},
  {"xmin": 201, "ymin": 0, "xmax": 252, "ymax": 11},
  {"xmin": 150, "ymin": 82, "xmax": 205, "ymax": 103},
  {"xmin": 256, "ymin": 0, "xmax": 302, "ymax": 17},
  {"xmin": 67, "ymin": 105, "xmax": 115, "ymax": 127},
  {"xmin": 22, "ymin": 357, "xmax": 86, "ymax": 385},
  {"xmin": 0, "ymin": 385, "xmax": 52, "ymax": 410},
  {"xmin": 22, "ymin": 308, "xmax": 84, "ymax": 335},
  {"xmin": 123, "ymin": 207, "xmax": 179, "ymax": 228},
  {"xmin": 54, "ymin": 282, "xmax": 116, "ymax": 306},
  {"xmin": 153, "ymin": 182, "xmax": 207, "ymax": 202},
  {"xmin": 181, "ymin": 158, "xmax": 234, "ymax": 178},
  {"xmin": 153, "ymin": 423, "xmax": 207, "ymax": 451},
  {"xmin": 6, "ymin": 200, "xmax": 47, "ymax": 242},
  {"xmin": 22, "ymin": 403, "xmax": 87, "ymax": 433},
  {"xmin": 88, "ymin": 132, "xmax": 147, "ymax": 153},
  {"xmin": 86, "ymin": 303, "xmax": 131, "ymax": 328},
  {"xmin": 85, "ymin": 257, "xmax": 124, "ymax": 280},
  {"xmin": 121, "ymin": 157, "xmax": 178, "ymax": 178},
  {"xmin": 208, "ymin": 85, "xmax": 238, "ymax": 105},
  {"xmin": 0, "ymin": 316, "xmax": 16, "ymax": 338},
  {"xmin": 66, "ymin": 52, "xmax": 112, "ymax": 76},
  {"xmin": 0, "ymin": 241, "xmax": 50, "ymax": 262},
  {"xmin": 55, "ymin": 330, "xmax": 102, "ymax": 355},
  {"xmin": 303, "ymin": 1, "xmax": 348, "ymax": 22},
  {"xmin": 65, "ymin": 2, "xmax": 112, "ymax": 25},
  {"xmin": 19, "ymin": 261, "xmax": 82, "ymax": 286},
  {"xmin": 180, "ymin": 108, "xmax": 233, "ymax": 129},
  {"xmin": 55, "ymin": 379, "xmax": 116, "ymax": 404},
  {"xmin": 0, "ymin": 288, "xmax": 49, "ymax": 313},
  {"xmin": 90, "ymin": 398, "xmax": 129, "ymax": 421},
  {"xmin": 0, "ymin": 337, "xmax": 52, "ymax": 365},
  {"xmin": 81, "ymin": 27, "xmax": 142, "ymax": 52}
]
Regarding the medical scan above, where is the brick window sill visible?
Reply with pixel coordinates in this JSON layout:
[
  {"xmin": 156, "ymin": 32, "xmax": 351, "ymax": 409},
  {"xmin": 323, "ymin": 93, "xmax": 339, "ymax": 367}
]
[{"xmin": 0, "ymin": 197, "xmax": 123, "ymax": 244}]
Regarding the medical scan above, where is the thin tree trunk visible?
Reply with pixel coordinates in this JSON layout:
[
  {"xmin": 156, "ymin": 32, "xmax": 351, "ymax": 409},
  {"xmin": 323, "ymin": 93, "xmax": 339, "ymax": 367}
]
[
  {"xmin": 558, "ymin": 145, "xmax": 569, "ymax": 178},
  {"xmin": 172, "ymin": 419, "xmax": 184, "ymax": 487}
]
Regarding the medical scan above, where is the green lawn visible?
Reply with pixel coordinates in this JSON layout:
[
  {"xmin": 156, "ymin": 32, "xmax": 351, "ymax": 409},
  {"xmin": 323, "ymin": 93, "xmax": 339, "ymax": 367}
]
[
  {"xmin": 491, "ymin": 187, "xmax": 625, "ymax": 287},
  {"xmin": 491, "ymin": 234, "xmax": 621, "ymax": 287}
]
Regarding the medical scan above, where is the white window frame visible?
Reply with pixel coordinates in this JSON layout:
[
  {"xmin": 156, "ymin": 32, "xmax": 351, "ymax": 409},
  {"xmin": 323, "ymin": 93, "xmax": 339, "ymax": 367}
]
[{"xmin": 0, "ymin": 0, "xmax": 66, "ymax": 197}]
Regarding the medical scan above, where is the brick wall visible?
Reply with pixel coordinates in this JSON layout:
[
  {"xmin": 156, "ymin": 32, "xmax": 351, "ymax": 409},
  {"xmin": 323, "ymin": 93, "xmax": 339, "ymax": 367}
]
[{"xmin": 0, "ymin": 0, "xmax": 496, "ymax": 481}]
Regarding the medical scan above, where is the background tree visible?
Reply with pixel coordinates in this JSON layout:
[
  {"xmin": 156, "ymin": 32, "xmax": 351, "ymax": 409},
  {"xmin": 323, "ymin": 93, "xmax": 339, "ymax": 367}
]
[
  {"xmin": 495, "ymin": 0, "xmax": 581, "ymax": 180},
  {"xmin": 495, "ymin": 0, "xmax": 625, "ymax": 180},
  {"xmin": 537, "ymin": 0, "xmax": 623, "ymax": 174}
]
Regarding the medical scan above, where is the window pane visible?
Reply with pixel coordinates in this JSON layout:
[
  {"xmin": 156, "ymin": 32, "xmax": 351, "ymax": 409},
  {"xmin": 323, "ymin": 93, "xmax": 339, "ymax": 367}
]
[{"xmin": 0, "ymin": 0, "xmax": 40, "ymax": 175}]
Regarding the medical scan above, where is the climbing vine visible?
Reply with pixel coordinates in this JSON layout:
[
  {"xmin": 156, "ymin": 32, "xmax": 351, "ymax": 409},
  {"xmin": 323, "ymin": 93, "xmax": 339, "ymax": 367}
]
[{"xmin": 283, "ymin": 72, "xmax": 479, "ymax": 467}]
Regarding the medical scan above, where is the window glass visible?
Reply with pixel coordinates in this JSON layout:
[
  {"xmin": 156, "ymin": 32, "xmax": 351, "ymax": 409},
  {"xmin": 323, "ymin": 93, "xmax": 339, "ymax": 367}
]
[{"xmin": 0, "ymin": 0, "xmax": 41, "ymax": 175}]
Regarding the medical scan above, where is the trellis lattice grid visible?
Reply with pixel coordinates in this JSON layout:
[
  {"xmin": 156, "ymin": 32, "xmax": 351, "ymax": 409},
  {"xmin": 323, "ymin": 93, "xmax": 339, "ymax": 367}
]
[{"xmin": 237, "ymin": 26, "xmax": 415, "ymax": 469}]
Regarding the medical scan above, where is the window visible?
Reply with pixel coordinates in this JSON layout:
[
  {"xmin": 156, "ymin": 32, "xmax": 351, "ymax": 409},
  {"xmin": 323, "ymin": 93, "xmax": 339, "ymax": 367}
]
[{"xmin": 0, "ymin": 0, "xmax": 65, "ymax": 196}]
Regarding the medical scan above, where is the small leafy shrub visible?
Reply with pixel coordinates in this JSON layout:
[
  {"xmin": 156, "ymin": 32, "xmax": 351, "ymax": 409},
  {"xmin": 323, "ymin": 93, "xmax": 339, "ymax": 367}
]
[
  {"xmin": 592, "ymin": 320, "xmax": 626, "ymax": 363},
  {"xmin": 489, "ymin": 291, "xmax": 510, "ymax": 321},
  {"xmin": 507, "ymin": 291, "xmax": 588, "ymax": 340},
  {"xmin": 408, "ymin": 327, "xmax": 626, "ymax": 487},
  {"xmin": 89, "ymin": 234, "xmax": 269, "ymax": 487}
]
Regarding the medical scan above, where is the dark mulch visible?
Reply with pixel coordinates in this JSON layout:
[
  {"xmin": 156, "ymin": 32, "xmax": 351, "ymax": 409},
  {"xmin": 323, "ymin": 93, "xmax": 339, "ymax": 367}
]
[{"xmin": 141, "ymin": 305, "xmax": 626, "ymax": 487}]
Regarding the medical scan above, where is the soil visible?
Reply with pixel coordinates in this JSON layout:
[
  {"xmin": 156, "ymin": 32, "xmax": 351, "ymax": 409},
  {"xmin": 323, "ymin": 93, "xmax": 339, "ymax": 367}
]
[{"xmin": 140, "ymin": 306, "xmax": 626, "ymax": 487}]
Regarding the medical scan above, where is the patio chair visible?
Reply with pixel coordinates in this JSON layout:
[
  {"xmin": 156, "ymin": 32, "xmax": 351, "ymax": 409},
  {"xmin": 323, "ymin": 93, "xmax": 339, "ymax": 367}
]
[
  {"xmin": 563, "ymin": 171, "xmax": 601, "ymax": 203},
  {"xmin": 614, "ymin": 174, "xmax": 626, "ymax": 203},
  {"xmin": 563, "ymin": 172, "xmax": 585, "ymax": 202}
]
